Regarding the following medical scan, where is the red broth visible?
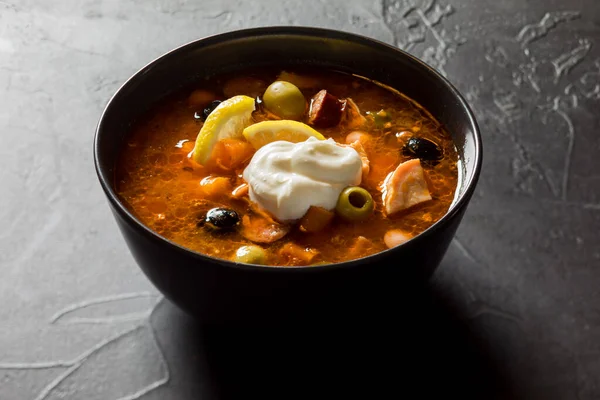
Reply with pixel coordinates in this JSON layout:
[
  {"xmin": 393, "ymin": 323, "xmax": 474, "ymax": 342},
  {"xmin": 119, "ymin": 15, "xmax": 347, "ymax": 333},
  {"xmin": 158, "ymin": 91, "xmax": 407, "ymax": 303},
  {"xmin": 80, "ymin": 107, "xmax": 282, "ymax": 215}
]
[{"xmin": 115, "ymin": 68, "xmax": 459, "ymax": 266}]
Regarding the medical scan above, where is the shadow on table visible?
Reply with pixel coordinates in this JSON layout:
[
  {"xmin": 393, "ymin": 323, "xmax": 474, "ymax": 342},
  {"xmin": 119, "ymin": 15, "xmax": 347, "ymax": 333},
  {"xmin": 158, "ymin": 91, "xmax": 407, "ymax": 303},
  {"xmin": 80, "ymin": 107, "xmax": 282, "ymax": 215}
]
[{"xmin": 150, "ymin": 267, "xmax": 518, "ymax": 400}]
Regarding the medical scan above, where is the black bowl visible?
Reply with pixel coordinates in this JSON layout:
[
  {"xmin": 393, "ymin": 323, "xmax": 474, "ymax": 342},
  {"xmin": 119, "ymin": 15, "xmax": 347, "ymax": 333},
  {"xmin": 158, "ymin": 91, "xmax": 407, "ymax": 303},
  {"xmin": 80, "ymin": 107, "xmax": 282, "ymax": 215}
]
[{"xmin": 94, "ymin": 27, "xmax": 482, "ymax": 324}]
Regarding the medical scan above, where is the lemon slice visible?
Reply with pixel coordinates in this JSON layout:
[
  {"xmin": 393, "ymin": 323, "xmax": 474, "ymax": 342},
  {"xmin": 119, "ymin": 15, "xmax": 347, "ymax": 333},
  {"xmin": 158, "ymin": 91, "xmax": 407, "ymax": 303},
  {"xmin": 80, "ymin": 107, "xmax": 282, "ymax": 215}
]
[
  {"xmin": 242, "ymin": 120, "xmax": 325, "ymax": 149},
  {"xmin": 192, "ymin": 95, "xmax": 255, "ymax": 165}
]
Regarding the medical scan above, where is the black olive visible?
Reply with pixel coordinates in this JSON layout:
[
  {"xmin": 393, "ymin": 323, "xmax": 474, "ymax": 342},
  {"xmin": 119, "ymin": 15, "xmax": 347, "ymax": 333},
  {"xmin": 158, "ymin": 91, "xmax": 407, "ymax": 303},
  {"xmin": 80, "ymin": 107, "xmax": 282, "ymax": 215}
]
[
  {"xmin": 403, "ymin": 137, "xmax": 443, "ymax": 164},
  {"xmin": 203, "ymin": 208, "xmax": 240, "ymax": 230},
  {"xmin": 202, "ymin": 100, "xmax": 222, "ymax": 120}
]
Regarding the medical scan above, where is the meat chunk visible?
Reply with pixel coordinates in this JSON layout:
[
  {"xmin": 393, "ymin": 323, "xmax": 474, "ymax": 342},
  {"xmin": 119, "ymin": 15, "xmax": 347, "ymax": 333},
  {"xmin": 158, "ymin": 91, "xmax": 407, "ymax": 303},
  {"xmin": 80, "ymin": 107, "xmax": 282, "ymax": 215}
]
[
  {"xmin": 240, "ymin": 213, "xmax": 290, "ymax": 243},
  {"xmin": 308, "ymin": 90, "xmax": 344, "ymax": 128},
  {"xmin": 381, "ymin": 159, "xmax": 432, "ymax": 216},
  {"xmin": 341, "ymin": 98, "xmax": 366, "ymax": 129},
  {"xmin": 347, "ymin": 140, "xmax": 370, "ymax": 180}
]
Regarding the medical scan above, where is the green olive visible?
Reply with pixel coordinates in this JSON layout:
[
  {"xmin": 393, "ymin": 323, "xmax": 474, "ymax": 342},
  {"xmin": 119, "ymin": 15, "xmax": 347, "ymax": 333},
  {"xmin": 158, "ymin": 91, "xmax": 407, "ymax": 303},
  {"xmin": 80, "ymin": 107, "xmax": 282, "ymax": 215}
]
[
  {"xmin": 263, "ymin": 81, "xmax": 306, "ymax": 120},
  {"xmin": 233, "ymin": 245, "xmax": 267, "ymax": 265},
  {"xmin": 335, "ymin": 186, "xmax": 374, "ymax": 221}
]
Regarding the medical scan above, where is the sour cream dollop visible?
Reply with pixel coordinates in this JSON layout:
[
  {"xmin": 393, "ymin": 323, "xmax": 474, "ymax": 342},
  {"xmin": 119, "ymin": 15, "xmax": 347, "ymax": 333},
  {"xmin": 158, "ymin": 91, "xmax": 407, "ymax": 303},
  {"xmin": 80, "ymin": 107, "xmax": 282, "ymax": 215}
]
[{"xmin": 242, "ymin": 137, "xmax": 362, "ymax": 221}]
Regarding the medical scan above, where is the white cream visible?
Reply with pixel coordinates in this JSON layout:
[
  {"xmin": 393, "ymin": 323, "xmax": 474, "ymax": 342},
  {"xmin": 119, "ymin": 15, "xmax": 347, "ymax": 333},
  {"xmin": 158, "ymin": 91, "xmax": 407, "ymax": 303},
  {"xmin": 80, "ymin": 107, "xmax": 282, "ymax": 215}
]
[{"xmin": 243, "ymin": 137, "xmax": 363, "ymax": 221}]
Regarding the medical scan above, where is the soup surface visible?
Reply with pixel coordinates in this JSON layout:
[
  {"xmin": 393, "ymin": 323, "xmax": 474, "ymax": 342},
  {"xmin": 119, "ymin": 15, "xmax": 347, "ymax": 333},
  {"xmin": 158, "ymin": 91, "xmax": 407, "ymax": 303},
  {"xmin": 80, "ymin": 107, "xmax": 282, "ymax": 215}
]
[{"xmin": 116, "ymin": 67, "xmax": 459, "ymax": 266}]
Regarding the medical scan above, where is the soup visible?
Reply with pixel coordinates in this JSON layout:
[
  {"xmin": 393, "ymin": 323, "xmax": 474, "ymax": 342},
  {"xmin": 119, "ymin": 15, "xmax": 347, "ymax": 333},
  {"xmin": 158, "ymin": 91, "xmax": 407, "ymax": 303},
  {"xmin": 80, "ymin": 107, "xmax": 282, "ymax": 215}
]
[{"xmin": 116, "ymin": 67, "xmax": 459, "ymax": 266}]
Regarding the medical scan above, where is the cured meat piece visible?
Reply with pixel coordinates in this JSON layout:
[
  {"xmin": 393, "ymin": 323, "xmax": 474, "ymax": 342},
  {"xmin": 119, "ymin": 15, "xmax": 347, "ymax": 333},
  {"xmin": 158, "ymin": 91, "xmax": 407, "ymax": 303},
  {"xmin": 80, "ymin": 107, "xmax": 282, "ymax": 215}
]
[{"xmin": 308, "ymin": 90, "xmax": 344, "ymax": 128}]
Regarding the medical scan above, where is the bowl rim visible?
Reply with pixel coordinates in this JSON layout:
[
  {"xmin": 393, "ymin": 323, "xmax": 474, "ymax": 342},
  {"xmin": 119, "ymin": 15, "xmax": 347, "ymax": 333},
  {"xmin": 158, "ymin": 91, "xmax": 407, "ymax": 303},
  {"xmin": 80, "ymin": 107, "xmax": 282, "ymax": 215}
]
[{"xmin": 94, "ymin": 26, "xmax": 483, "ymax": 272}]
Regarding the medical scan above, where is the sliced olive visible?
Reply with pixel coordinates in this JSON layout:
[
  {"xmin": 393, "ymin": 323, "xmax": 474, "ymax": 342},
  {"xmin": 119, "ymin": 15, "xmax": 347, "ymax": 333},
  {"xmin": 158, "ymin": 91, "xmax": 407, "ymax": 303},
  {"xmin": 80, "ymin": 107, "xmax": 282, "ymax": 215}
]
[
  {"xmin": 263, "ymin": 81, "xmax": 306, "ymax": 120},
  {"xmin": 335, "ymin": 186, "xmax": 374, "ymax": 222},
  {"xmin": 403, "ymin": 137, "xmax": 443, "ymax": 164},
  {"xmin": 202, "ymin": 100, "xmax": 222, "ymax": 120},
  {"xmin": 233, "ymin": 245, "xmax": 267, "ymax": 265},
  {"xmin": 203, "ymin": 208, "xmax": 239, "ymax": 230}
]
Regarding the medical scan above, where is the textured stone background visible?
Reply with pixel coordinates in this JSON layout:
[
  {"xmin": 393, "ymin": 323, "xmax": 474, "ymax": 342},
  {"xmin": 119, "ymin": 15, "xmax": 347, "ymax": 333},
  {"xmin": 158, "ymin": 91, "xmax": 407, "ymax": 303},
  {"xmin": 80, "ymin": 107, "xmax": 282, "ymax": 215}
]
[{"xmin": 1, "ymin": 0, "xmax": 599, "ymax": 399}]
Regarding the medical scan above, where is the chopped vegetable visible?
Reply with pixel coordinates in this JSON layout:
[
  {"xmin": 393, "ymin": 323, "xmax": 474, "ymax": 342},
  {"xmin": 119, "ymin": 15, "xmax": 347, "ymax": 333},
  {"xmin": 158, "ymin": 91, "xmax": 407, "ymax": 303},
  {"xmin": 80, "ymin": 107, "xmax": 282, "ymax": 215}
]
[
  {"xmin": 233, "ymin": 245, "xmax": 267, "ymax": 264},
  {"xmin": 308, "ymin": 89, "xmax": 344, "ymax": 128},
  {"xmin": 382, "ymin": 158, "xmax": 432, "ymax": 215},
  {"xmin": 206, "ymin": 138, "xmax": 255, "ymax": 171},
  {"xmin": 278, "ymin": 243, "xmax": 319, "ymax": 264},
  {"xmin": 199, "ymin": 176, "xmax": 231, "ymax": 198},
  {"xmin": 263, "ymin": 81, "xmax": 306, "ymax": 120},
  {"xmin": 384, "ymin": 229, "xmax": 412, "ymax": 248},
  {"xmin": 299, "ymin": 206, "xmax": 335, "ymax": 233},
  {"xmin": 335, "ymin": 186, "xmax": 374, "ymax": 221},
  {"xmin": 367, "ymin": 109, "xmax": 392, "ymax": 128},
  {"xmin": 203, "ymin": 208, "xmax": 240, "ymax": 231}
]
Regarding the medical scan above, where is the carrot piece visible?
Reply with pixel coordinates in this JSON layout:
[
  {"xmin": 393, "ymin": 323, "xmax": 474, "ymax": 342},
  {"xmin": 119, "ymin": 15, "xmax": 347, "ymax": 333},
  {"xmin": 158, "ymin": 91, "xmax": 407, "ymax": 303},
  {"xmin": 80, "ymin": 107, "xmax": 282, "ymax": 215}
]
[
  {"xmin": 178, "ymin": 140, "xmax": 195, "ymax": 155},
  {"xmin": 278, "ymin": 243, "xmax": 319, "ymax": 264},
  {"xmin": 224, "ymin": 139, "xmax": 255, "ymax": 167},
  {"xmin": 206, "ymin": 139, "xmax": 255, "ymax": 172},
  {"xmin": 298, "ymin": 206, "xmax": 334, "ymax": 233},
  {"xmin": 199, "ymin": 176, "xmax": 231, "ymax": 198}
]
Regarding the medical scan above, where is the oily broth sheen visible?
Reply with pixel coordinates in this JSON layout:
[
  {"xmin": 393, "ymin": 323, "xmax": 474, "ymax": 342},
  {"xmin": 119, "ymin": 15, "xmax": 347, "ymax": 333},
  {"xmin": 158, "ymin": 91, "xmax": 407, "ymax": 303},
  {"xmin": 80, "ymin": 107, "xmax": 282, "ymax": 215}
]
[{"xmin": 116, "ymin": 68, "xmax": 459, "ymax": 266}]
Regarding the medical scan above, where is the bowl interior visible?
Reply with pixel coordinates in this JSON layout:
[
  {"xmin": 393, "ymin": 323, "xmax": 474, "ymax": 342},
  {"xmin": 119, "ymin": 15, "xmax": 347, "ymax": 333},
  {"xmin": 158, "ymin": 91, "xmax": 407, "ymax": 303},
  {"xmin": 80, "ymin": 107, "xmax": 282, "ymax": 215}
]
[{"xmin": 95, "ymin": 27, "xmax": 481, "ymax": 259}]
